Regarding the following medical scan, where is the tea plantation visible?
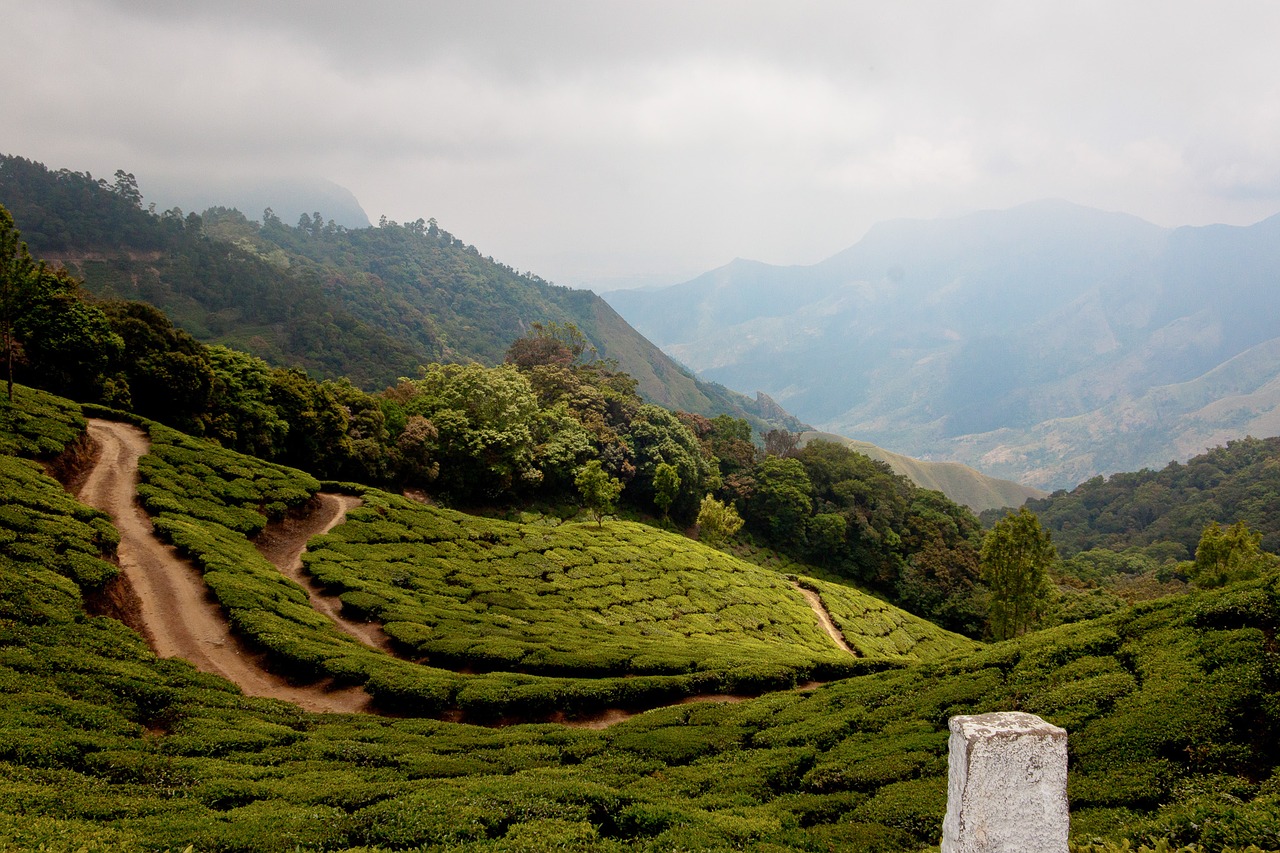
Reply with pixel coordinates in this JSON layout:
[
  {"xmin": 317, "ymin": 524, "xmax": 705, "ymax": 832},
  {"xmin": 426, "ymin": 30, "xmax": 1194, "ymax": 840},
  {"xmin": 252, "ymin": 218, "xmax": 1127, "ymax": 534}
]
[
  {"xmin": 128, "ymin": 416, "xmax": 971, "ymax": 720},
  {"xmin": 3, "ymin": 386, "xmax": 1280, "ymax": 851}
]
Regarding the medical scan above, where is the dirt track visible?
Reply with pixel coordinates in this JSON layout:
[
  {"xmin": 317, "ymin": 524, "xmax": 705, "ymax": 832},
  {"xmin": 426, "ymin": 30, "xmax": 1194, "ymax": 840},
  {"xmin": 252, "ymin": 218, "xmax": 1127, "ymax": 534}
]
[
  {"xmin": 254, "ymin": 494, "xmax": 396, "ymax": 654},
  {"xmin": 72, "ymin": 419, "xmax": 854, "ymax": 724},
  {"xmin": 78, "ymin": 419, "xmax": 372, "ymax": 714},
  {"xmin": 795, "ymin": 584, "xmax": 858, "ymax": 656}
]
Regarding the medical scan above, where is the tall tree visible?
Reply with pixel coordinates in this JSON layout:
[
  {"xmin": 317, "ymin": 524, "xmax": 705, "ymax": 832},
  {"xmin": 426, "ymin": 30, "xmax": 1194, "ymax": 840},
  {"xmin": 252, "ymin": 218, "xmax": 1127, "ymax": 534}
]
[
  {"xmin": 981, "ymin": 507, "xmax": 1055, "ymax": 641},
  {"xmin": 0, "ymin": 205, "xmax": 40, "ymax": 401},
  {"xmin": 576, "ymin": 460, "xmax": 623, "ymax": 527},
  {"xmin": 1193, "ymin": 520, "xmax": 1278, "ymax": 588},
  {"xmin": 653, "ymin": 462, "xmax": 681, "ymax": 519}
]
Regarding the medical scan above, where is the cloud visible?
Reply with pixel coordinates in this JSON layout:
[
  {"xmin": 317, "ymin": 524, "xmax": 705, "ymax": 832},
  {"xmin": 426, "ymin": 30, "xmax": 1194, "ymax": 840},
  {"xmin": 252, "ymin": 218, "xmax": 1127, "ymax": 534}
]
[{"xmin": 5, "ymin": 0, "xmax": 1280, "ymax": 285}]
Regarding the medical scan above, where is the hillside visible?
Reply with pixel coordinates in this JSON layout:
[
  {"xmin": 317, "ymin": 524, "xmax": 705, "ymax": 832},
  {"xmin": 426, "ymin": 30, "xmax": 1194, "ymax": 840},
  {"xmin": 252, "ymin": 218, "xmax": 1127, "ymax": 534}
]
[
  {"xmin": 799, "ymin": 430, "xmax": 1045, "ymax": 512},
  {"xmin": 0, "ymin": 154, "xmax": 802, "ymax": 434},
  {"xmin": 606, "ymin": 200, "xmax": 1280, "ymax": 489},
  {"xmin": 4, "ymin": 386, "xmax": 1280, "ymax": 850},
  {"xmin": 1026, "ymin": 434, "xmax": 1280, "ymax": 559}
]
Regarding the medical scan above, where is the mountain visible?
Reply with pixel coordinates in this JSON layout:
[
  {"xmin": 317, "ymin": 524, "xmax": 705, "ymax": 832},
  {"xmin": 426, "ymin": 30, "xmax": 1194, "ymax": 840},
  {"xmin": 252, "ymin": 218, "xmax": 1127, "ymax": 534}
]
[
  {"xmin": 800, "ymin": 431, "xmax": 1046, "ymax": 512},
  {"xmin": 142, "ymin": 174, "xmax": 373, "ymax": 230},
  {"xmin": 606, "ymin": 200, "xmax": 1280, "ymax": 489},
  {"xmin": 0, "ymin": 154, "xmax": 801, "ymax": 434}
]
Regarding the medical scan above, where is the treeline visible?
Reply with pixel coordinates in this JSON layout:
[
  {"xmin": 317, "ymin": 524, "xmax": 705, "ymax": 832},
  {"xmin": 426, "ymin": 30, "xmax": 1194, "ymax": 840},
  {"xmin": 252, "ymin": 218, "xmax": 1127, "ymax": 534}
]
[
  {"xmin": 968, "ymin": 436, "xmax": 1280, "ymax": 606},
  {"xmin": 1019, "ymin": 436, "xmax": 1280, "ymax": 558}
]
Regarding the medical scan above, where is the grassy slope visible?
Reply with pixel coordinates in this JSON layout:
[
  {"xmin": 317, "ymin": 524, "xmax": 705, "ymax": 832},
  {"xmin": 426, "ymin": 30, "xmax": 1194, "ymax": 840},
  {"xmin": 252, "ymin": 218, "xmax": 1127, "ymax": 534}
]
[
  {"xmin": 5, "ymin": 386, "xmax": 1280, "ymax": 852},
  {"xmin": 801, "ymin": 430, "xmax": 1047, "ymax": 513}
]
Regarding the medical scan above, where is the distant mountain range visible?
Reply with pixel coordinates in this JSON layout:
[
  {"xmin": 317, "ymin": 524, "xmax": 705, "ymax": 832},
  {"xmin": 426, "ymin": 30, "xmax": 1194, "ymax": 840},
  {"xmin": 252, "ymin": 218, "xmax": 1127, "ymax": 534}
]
[
  {"xmin": 606, "ymin": 200, "xmax": 1280, "ymax": 490},
  {"xmin": 800, "ymin": 432, "xmax": 1046, "ymax": 512}
]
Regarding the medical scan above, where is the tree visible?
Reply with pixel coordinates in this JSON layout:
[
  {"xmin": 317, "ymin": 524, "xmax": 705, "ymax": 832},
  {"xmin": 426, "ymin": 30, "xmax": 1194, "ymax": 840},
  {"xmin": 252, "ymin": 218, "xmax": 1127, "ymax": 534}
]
[
  {"xmin": 746, "ymin": 456, "xmax": 813, "ymax": 544},
  {"xmin": 697, "ymin": 495, "xmax": 743, "ymax": 547},
  {"xmin": 14, "ymin": 267, "xmax": 123, "ymax": 403},
  {"xmin": 980, "ymin": 507, "xmax": 1055, "ymax": 641},
  {"xmin": 1193, "ymin": 520, "xmax": 1278, "ymax": 588},
  {"xmin": 0, "ymin": 205, "xmax": 40, "ymax": 401},
  {"xmin": 576, "ymin": 460, "xmax": 623, "ymax": 527},
  {"xmin": 625, "ymin": 404, "xmax": 714, "ymax": 521},
  {"xmin": 653, "ymin": 462, "xmax": 681, "ymax": 519}
]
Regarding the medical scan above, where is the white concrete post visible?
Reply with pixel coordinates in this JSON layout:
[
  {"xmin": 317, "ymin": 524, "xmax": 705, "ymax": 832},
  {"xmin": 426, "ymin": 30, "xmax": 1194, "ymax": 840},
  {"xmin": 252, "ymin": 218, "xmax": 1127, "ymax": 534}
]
[{"xmin": 941, "ymin": 711, "xmax": 1068, "ymax": 853}]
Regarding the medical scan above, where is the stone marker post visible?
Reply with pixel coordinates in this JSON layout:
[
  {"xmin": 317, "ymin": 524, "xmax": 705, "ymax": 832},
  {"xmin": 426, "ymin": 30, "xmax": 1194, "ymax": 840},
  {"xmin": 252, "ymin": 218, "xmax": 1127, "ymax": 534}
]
[{"xmin": 941, "ymin": 711, "xmax": 1068, "ymax": 853}]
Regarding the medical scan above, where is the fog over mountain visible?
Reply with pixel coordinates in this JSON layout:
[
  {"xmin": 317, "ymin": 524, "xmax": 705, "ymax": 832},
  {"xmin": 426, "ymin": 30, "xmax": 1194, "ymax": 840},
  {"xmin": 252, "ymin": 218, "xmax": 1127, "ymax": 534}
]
[{"xmin": 606, "ymin": 201, "xmax": 1280, "ymax": 490}]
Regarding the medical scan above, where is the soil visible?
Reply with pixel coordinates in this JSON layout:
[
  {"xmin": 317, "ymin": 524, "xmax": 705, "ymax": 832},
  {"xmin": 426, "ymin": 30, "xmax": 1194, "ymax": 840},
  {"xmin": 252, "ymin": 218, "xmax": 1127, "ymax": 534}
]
[
  {"xmin": 76, "ymin": 419, "xmax": 373, "ymax": 715},
  {"xmin": 254, "ymin": 494, "xmax": 397, "ymax": 654},
  {"xmin": 794, "ymin": 583, "xmax": 859, "ymax": 656}
]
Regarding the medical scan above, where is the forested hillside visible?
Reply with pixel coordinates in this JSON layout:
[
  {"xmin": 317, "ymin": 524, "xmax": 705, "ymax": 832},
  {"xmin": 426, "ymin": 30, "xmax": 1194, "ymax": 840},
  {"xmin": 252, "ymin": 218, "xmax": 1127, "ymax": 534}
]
[
  {"xmin": 1026, "ymin": 436, "xmax": 1280, "ymax": 559},
  {"xmin": 0, "ymin": 154, "xmax": 802, "ymax": 434}
]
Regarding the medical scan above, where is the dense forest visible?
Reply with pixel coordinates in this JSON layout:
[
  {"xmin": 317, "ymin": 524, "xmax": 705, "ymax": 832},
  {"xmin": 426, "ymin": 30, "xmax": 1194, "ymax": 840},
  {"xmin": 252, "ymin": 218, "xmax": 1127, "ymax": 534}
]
[{"xmin": 972, "ymin": 438, "xmax": 1280, "ymax": 604}]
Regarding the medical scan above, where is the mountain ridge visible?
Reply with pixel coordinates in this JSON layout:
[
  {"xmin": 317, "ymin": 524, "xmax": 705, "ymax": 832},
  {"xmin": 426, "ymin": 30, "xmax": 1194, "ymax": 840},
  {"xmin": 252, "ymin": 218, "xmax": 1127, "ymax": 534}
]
[{"xmin": 606, "ymin": 200, "xmax": 1280, "ymax": 489}]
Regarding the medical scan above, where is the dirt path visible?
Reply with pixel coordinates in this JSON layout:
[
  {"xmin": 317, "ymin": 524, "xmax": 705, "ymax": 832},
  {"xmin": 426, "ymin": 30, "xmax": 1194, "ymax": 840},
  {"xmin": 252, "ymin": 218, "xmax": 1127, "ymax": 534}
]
[
  {"xmin": 795, "ymin": 583, "xmax": 858, "ymax": 656},
  {"xmin": 77, "ymin": 419, "xmax": 372, "ymax": 714},
  {"xmin": 254, "ymin": 494, "xmax": 395, "ymax": 653}
]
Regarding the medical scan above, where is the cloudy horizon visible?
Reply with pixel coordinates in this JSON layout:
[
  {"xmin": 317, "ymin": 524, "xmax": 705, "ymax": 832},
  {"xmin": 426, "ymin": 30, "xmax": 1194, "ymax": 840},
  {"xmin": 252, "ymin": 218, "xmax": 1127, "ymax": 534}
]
[{"xmin": 6, "ymin": 0, "xmax": 1280, "ymax": 290}]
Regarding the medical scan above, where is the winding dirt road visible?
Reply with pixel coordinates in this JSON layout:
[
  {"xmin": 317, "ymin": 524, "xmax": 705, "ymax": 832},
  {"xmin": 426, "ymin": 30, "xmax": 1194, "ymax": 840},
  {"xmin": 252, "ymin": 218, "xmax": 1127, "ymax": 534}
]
[
  {"xmin": 794, "ymin": 583, "xmax": 858, "ymax": 656},
  {"xmin": 77, "ymin": 419, "xmax": 372, "ymax": 714},
  {"xmin": 254, "ymin": 494, "xmax": 395, "ymax": 654}
]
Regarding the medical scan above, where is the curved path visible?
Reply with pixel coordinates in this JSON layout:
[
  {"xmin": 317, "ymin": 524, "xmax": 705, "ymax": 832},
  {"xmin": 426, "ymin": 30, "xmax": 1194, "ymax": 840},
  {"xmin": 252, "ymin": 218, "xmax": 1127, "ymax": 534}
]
[
  {"xmin": 73, "ymin": 419, "xmax": 855, "ymax": 725},
  {"xmin": 254, "ymin": 494, "xmax": 396, "ymax": 654},
  {"xmin": 794, "ymin": 583, "xmax": 858, "ymax": 656},
  {"xmin": 78, "ymin": 419, "xmax": 372, "ymax": 714}
]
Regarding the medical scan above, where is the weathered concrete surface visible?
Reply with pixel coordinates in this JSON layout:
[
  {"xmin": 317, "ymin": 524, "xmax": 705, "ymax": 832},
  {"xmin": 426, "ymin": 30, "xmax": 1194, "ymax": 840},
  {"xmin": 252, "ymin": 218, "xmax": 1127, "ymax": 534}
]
[{"xmin": 941, "ymin": 711, "xmax": 1068, "ymax": 853}]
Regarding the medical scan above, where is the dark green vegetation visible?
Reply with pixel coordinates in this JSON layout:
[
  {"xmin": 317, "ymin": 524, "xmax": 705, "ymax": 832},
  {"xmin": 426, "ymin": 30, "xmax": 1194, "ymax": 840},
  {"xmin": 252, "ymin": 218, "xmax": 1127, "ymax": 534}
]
[
  {"xmin": 1027, "ymin": 436, "xmax": 1280, "ymax": 559},
  {"xmin": 4, "ymin": 394, "xmax": 1280, "ymax": 850},
  {"xmin": 993, "ymin": 437, "xmax": 1280, "ymax": 605},
  {"xmin": 0, "ymin": 202, "xmax": 994, "ymax": 633},
  {"xmin": 735, "ymin": 440, "xmax": 988, "ymax": 636},
  {"xmin": 0, "ymin": 153, "xmax": 802, "ymax": 433}
]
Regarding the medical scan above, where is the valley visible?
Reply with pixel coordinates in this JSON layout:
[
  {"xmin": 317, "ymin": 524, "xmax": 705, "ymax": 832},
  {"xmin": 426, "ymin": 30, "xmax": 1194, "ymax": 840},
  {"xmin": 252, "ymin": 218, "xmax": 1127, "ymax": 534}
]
[{"xmin": 606, "ymin": 201, "xmax": 1280, "ymax": 490}]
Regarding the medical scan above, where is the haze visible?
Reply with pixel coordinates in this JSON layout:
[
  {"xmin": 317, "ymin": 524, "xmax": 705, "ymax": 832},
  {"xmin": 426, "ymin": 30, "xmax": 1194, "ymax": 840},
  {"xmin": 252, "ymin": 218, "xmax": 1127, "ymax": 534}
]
[{"xmin": 6, "ymin": 0, "xmax": 1280, "ymax": 290}]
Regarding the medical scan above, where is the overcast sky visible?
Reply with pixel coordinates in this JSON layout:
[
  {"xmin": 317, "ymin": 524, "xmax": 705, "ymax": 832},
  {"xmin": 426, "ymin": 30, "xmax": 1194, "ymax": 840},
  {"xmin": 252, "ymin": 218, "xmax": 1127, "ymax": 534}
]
[{"xmin": 6, "ymin": 1, "xmax": 1280, "ymax": 289}]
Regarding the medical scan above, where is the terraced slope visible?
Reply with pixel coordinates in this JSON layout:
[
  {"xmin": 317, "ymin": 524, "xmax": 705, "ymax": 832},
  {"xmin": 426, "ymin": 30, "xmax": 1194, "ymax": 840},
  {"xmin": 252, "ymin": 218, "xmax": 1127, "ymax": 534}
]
[
  {"xmin": 301, "ymin": 495, "xmax": 975, "ymax": 680},
  {"xmin": 122, "ymin": 409, "xmax": 973, "ymax": 720}
]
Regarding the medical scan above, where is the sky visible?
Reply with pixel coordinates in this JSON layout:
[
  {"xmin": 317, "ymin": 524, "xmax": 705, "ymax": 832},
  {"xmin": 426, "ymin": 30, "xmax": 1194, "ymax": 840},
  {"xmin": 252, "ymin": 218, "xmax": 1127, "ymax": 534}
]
[{"xmin": 6, "ymin": 1, "xmax": 1280, "ymax": 291}]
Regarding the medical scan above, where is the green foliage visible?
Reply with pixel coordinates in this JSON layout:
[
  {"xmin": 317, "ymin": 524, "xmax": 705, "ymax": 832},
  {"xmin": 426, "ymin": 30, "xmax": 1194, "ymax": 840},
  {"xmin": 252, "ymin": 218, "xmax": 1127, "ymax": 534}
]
[
  {"xmin": 652, "ymin": 461, "xmax": 680, "ymax": 518},
  {"xmin": 302, "ymin": 493, "xmax": 877, "ymax": 695},
  {"xmin": 1025, "ymin": 435, "xmax": 1280, "ymax": 559},
  {"xmin": 0, "ymin": 384, "xmax": 86, "ymax": 459},
  {"xmin": 737, "ymin": 440, "xmax": 987, "ymax": 636},
  {"xmin": 982, "ymin": 507, "xmax": 1057, "ymax": 640},
  {"xmin": 1193, "ymin": 520, "xmax": 1279, "ymax": 589},
  {"xmin": 747, "ymin": 455, "xmax": 814, "ymax": 544},
  {"xmin": 574, "ymin": 460, "xmax": 622, "ymax": 526},
  {"xmin": 697, "ymin": 494, "xmax": 744, "ymax": 547},
  {"xmin": 625, "ymin": 403, "xmax": 714, "ymax": 521}
]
